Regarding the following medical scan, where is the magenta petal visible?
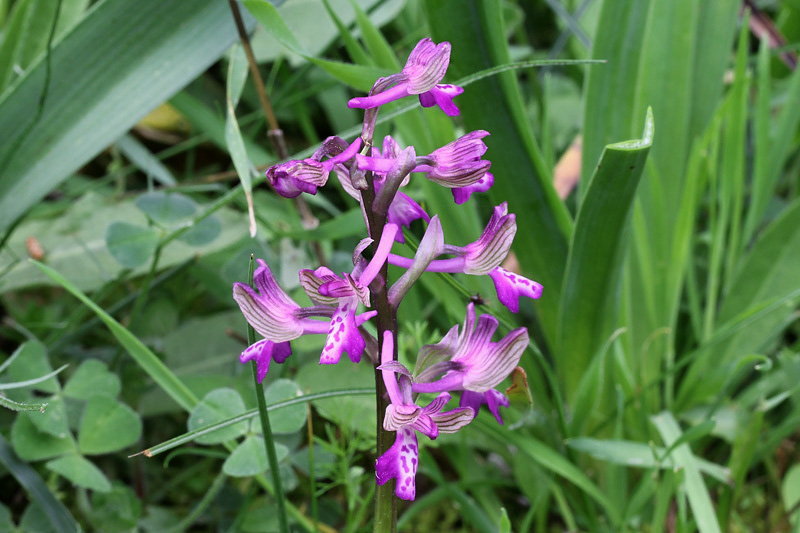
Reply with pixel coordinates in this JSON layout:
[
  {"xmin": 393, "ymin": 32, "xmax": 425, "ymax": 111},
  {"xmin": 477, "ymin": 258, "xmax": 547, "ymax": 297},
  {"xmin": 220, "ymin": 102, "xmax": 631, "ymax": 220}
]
[
  {"xmin": 239, "ymin": 339, "xmax": 292, "ymax": 383},
  {"xmin": 376, "ymin": 428, "xmax": 419, "ymax": 501},
  {"xmin": 488, "ymin": 266, "xmax": 543, "ymax": 313},
  {"xmin": 411, "ymin": 412, "xmax": 439, "ymax": 440},
  {"xmin": 419, "ymin": 84, "xmax": 463, "ymax": 116},
  {"xmin": 319, "ymin": 298, "xmax": 364, "ymax": 364},
  {"xmin": 452, "ymin": 172, "xmax": 494, "ymax": 205},
  {"xmin": 388, "ymin": 192, "xmax": 430, "ymax": 243},
  {"xmin": 460, "ymin": 389, "xmax": 509, "ymax": 425},
  {"xmin": 348, "ymin": 84, "xmax": 410, "ymax": 110}
]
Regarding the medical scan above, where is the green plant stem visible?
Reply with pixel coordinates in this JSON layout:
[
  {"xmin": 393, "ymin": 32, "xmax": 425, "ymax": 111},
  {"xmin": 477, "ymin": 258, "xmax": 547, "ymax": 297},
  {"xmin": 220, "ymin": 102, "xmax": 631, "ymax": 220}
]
[
  {"xmin": 307, "ymin": 404, "xmax": 319, "ymax": 532},
  {"xmin": 246, "ymin": 254, "xmax": 289, "ymax": 533},
  {"xmin": 164, "ymin": 471, "xmax": 227, "ymax": 533}
]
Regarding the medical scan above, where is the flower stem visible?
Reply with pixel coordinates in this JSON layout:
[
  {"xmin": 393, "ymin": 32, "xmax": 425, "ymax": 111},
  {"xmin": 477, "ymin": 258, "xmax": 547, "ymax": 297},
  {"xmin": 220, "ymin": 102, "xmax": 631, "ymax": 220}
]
[{"xmin": 246, "ymin": 254, "xmax": 289, "ymax": 533}]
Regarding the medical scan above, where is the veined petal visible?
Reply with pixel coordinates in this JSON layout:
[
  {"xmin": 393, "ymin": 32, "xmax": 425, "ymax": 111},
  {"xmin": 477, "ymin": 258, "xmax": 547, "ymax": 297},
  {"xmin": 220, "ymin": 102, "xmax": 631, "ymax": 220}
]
[
  {"xmin": 239, "ymin": 339, "xmax": 292, "ymax": 383},
  {"xmin": 410, "ymin": 412, "xmax": 438, "ymax": 440},
  {"xmin": 376, "ymin": 428, "xmax": 418, "ymax": 501},
  {"xmin": 384, "ymin": 403, "xmax": 421, "ymax": 431},
  {"xmin": 457, "ymin": 204, "xmax": 516, "ymax": 275},
  {"xmin": 429, "ymin": 407, "xmax": 475, "ymax": 434},
  {"xmin": 461, "ymin": 328, "xmax": 528, "ymax": 393},
  {"xmin": 388, "ymin": 216, "xmax": 445, "ymax": 306},
  {"xmin": 388, "ymin": 192, "xmax": 430, "ymax": 242},
  {"xmin": 232, "ymin": 261, "xmax": 303, "ymax": 342},
  {"xmin": 298, "ymin": 266, "xmax": 340, "ymax": 306},
  {"xmin": 488, "ymin": 267, "xmax": 543, "ymax": 313},
  {"xmin": 403, "ymin": 38, "xmax": 451, "ymax": 94},
  {"xmin": 420, "ymin": 392, "xmax": 451, "ymax": 416},
  {"xmin": 266, "ymin": 159, "xmax": 327, "ymax": 198},
  {"xmin": 319, "ymin": 298, "xmax": 365, "ymax": 364},
  {"xmin": 413, "ymin": 323, "xmax": 459, "ymax": 377}
]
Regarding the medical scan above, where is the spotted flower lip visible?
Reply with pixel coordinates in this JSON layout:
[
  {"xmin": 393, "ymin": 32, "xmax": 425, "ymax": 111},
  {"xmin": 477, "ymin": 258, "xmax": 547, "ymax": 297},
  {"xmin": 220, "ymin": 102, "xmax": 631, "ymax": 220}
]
[
  {"xmin": 376, "ymin": 332, "xmax": 474, "ymax": 501},
  {"xmin": 488, "ymin": 266, "xmax": 543, "ymax": 313},
  {"xmin": 460, "ymin": 389, "xmax": 510, "ymax": 425},
  {"xmin": 266, "ymin": 137, "xmax": 362, "ymax": 198},
  {"xmin": 347, "ymin": 39, "xmax": 463, "ymax": 116},
  {"xmin": 411, "ymin": 303, "xmax": 529, "ymax": 394}
]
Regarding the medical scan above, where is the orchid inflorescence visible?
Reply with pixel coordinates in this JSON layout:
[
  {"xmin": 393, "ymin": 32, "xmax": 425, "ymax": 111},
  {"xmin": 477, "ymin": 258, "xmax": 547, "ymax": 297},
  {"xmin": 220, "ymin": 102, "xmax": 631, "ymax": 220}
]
[{"xmin": 233, "ymin": 38, "xmax": 543, "ymax": 501}]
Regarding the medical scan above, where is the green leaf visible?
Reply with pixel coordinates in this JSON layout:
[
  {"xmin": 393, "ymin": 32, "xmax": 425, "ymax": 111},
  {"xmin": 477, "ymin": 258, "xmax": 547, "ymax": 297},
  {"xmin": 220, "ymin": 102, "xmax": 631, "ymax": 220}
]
[
  {"xmin": 222, "ymin": 436, "xmax": 289, "ymax": 477},
  {"xmin": 63, "ymin": 360, "xmax": 121, "ymax": 401},
  {"xmin": 0, "ymin": 0, "xmax": 250, "ymax": 232},
  {"xmin": 116, "ymin": 134, "xmax": 176, "ymax": 186},
  {"xmin": 188, "ymin": 388, "xmax": 248, "ymax": 445},
  {"xmin": 0, "ymin": 434, "xmax": 79, "ymax": 533},
  {"xmin": 89, "ymin": 483, "xmax": 141, "ymax": 532},
  {"xmin": 28, "ymin": 396, "xmax": 70, "ymax": 439},
  {"xmin": 78, "ymin": 396, "xmax": 142, "ymax": 455},
  {"xmin": 176, "ymin": 214, "xmax": 222, "ymax": 246},
  {"xmin": 263, "ymin": 379, "xmax": 306, "ymax": 435},
  {"xmin": 105, "ymin": 222, "xmax": 159, "ymax": 269},
  {"xmin": 6, "ymin": 340, "xmax": 58, "ymax": 393},
  {"xmin": 424, "ymin": 0, "xmax": 572, "ymax": 346},
  {"xmin": 11, "ymin": 413, "xmax": 74, "ymax": 461},
  {"xmin": 782, "ymin": 464, "xmax": 800, "ymax": 530},
  {"xmin": 651, "ymin": 412, "xmax": 721, "ymax": 533},
  {"xmin": 295, "ymin": 359, "xmax": 375, "ymax": 437},
  {"xmin": 46, "ymin": 454, "xmax": 111, "ymax": 492},
  {"xmin": 31, "ymin": 261, "xmax": 198, "ymax": 412},
  {"xmin": 477, "ymin": 417, "xmax": 620, "ymax": 526},
  {"xmin": 135, "ymin": 191, "xmax": 196, "ymax": 226},
  {"xmin": 557, "ymin": 109, "xmax": 653, "ymax": 399}
]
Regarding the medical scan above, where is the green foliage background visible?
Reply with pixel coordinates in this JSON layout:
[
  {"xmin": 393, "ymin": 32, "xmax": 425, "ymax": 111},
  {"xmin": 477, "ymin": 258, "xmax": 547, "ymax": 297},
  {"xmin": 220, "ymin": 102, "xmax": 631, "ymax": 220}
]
[{"xmin": 1, "ymin": 0, "xmax": 799, "ymax": 531}]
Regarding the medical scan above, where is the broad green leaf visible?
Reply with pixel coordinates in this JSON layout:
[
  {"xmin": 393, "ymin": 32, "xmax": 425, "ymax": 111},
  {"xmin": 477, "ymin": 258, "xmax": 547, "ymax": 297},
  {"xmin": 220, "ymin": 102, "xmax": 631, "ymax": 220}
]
[
  {"xmin": 347, "ymin": 0, "xmax": 399, "ymax": 70},
  {"xmin": 567, "ymin": 438, "xmax": 729, "ymax": 483},
  {"xmin": 0, "ymin": 434, "xmax": 79, "ymax": 533},
  {"xmin": 46, "ymin": 453, "xmax": 111, "ymax": 492},
  {"xmin": 63, "ymin": 360, "xmax": 121, "ymax": 401},
  {"xmin": 652, "ymin": 412, "xmax": 721, "ymax": 533},
  {"xmin": 28, "ymin": 396, "xmax": 70, "ymax": 439},
  {"xmin": 263, "ymin": 379, "xmax": 306, "ymax": 435},
  {"xmin": 135, "ymin": 191, "xmax": 196, "ymax": 226},
  {"xmin": 78, "ymin": 396, "xmax": 142, "ymax": 455},
  {"xmin": 32, "ymin": 260, "xmax": 198, "ymax": 412},
  {"xmin": 6, "ymin": 340, "xmax": 58, "ymax": 393},
  {"xmin": 782, "ymin": 464, "xmax": 800, "ymax": 530},
  {"xmin": 11, "ymin": 413, "xmax": 74, "ymax": 461},
  {"xmin": 424, "ymin": 0, "xmax": 572, "ymax": 346},
  {"xmin": 222, "ymin": 436, "xmax": 289, "ymax": 477},
  {"xmin": 0, "ymin": 0, "xmax": 250, "ymax": 232},
  {"xmin": 188, "ymin": 388, "xmax": 248, "ymax": 445},
  {"xmin": 558, "ymin": 109, "xmax": 653, "ymax": 399},
  {"xmin": 105, "ymin": 222, "xmax": 159, "ymax": 269},
  {"xmin": 176, "ymin": 214, "xmax": 222, "ymax": 247}
]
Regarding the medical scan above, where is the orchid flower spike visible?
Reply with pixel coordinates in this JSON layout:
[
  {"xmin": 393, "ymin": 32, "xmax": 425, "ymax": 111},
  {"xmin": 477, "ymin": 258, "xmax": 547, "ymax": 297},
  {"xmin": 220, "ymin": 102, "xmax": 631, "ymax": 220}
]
[
  {"xmin": 412, "ymin": 303, "xmax": 529, "ymax": 394},
  {"xmin": 347, "ymin": 38, "xmax": 463, "ymax": 116},
  {"xmin": 376, "ymin": 331, "xmax": 474, "ymax": 500},
  {"xmin": 266, "ymin": 137, "xmax": 361, "ymax": 198}
]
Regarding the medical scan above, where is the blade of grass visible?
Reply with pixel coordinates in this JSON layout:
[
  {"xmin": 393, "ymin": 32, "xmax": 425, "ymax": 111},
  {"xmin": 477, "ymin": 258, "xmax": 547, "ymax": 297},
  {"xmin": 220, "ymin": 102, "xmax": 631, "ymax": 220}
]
[{"xmin": 0, "ymin": 434, "xmax": 78, "ymax": 533}]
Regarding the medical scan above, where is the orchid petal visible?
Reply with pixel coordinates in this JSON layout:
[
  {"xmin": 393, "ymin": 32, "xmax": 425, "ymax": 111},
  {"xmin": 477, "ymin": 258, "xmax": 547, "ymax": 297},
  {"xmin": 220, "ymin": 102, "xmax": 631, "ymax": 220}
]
[
  {"xmin": 430, "ymin": 407, "xmax": 475, "ymax": 433},
  {"xmin": 232, "ymin": 261, "xmax": 303, "ymax": 342},
  {"xmin": 239, "ymin": 339, "xmax": 292, "ymax": 383},
  {"xmin": 319, "ymin": 298, "xmax": 364, "ymax": 364},
  {"xmin": 376, "ymin": 428, "xmax": 418, "ymax": 501},
  {"xmin": 488, "ymin": 267, "xmax": 543, "ymax": 313}
]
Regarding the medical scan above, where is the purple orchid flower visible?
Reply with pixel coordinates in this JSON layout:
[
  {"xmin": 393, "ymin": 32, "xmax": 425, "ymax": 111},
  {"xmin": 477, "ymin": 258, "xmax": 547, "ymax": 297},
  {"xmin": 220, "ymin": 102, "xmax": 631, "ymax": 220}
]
[
  {"xmin": 298, "ymin": 223, "xmax": 399, "ymax": 364},
  {"xmin": 233, "ymin": 258, "xmax": 378, "ymax": 377},
  {"xmin": 411, "ymin": 303, "xmax": 529, "ymax": 394},
  {"xmin": 459, "ymin": 389, "xmax": 510, "ymax": 425},
  {"xmin": 266, "ymin": 137, "xmax": 362, "ymax": 198},
  {"xmin": 347, "ymin": 38, "xmax": 463, "ymax": 117},
  {"xmin": 376, "ymin": 332, "xmax": 474, "ymax": 500},
  {"xmin": 357, "ymin": 131, "xmax": 492, "ymax": 192},
  {"xmin": 452, "ymin": 171, "xmax": 494, "ymax": 205}
]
